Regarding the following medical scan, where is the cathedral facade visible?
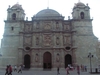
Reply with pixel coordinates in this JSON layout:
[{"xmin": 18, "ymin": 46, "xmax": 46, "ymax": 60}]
[{"xmin": 0, "ymin": 2, "xmax": 99, "ymax": 70}]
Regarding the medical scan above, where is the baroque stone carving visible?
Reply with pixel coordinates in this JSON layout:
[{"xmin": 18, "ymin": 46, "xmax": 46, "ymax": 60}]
[
  {"xmin": 43, "ymin": 21, "xmax": 51, "ymax": 30},
  {"xmin": 44, "ymin": 24, "xmax": 51, "ymax": 30},
  {"xmin": 24, "ymin": 37, "xmax": 31, "ymax": 46},
  {"xmin": 43, "ymin": 35, "xmax": 51, "ymax": 46},
  {"xmin": 64, "ymin": 36, "xmax": 70, "ymax": 45}
]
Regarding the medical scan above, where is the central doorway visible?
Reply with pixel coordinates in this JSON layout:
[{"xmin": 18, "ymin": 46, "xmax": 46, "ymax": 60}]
[
  {"xmin": 43, "ymin": 52, "xmax": 52, "ymax": 69},
  {"xmin": 65, "ymin": 54, "xmax": 72, "ymax": 68},
  {"xmin": 24, "ymin": 54, "xmax": 31, "ymax": 69}
]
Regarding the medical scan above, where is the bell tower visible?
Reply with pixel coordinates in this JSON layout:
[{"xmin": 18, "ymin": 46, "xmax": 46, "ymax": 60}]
[
  {"xmin": 7, "ymin": 3, "xmax": 25, "ymax": 21},
  {"xmin": 71, "ymin": 2, "xmax": 98, "ymax": 66},
  {"xmin": 72, "ymin": 2, "xmax": 90, "ymax": 19}
]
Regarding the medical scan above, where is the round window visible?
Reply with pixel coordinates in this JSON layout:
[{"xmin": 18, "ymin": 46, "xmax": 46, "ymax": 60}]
[
  {"xmin": 65, "ymin": 46, "xmax": 71, "ymax": 50},
  {"xmin": 25, "ymin": 47, "xmax": 30, "ymax": 51}
]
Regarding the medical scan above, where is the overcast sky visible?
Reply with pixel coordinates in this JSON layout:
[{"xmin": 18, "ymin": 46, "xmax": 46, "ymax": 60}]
[{"xmin": 0, "ymin": 0, "xmax": 100, "ymax": 40}]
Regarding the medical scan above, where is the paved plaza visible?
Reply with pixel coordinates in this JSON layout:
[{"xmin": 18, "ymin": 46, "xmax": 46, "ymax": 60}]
[{"xmin": 0, "ymin": 69, "xmax": 100, "ymax": 75}]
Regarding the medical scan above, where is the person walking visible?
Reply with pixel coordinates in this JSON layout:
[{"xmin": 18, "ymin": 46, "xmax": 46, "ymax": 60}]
[
  {"xmin": 84, "ymin": 66, "xmax": 87, "ymax": 72},
  {"xmin": 5, "ymin": 65, "xmax": 9, "ymax": 75},
  {"xmin": 14, "ymin": 65, "xmax": 17, "ymax": 72},
  {"xmin": 8, "ymin": 65, "xmax": 12, "ymax": 75},
  {"xmin": 18, "ymin": 65, "xmax": 22, "ymax": 73},
  {"xmin": 57, "ymin": 67, "xmax": 60, "ymax": 75},
  {"xmin": 66, "ymin": 67, "xmax": 70, "ymax": 75},
  {"xmin": 77, "ymin": 65, "xmax": 80, "ymax": 75}
]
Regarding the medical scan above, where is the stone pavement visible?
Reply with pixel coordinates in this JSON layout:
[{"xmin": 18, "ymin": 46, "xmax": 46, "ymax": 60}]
[{"xmin": 0, "ymin": 69, "xmax": 100, "ymax": 75}]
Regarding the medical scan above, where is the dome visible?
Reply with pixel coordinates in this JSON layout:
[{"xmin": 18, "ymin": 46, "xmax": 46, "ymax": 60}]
[
  {"xmin": 76, "ymin": 2, "xmax": 85, "ymax": 6},
  {"xmin": 11, "ymin": 3, "xmax": 23, "ymax": 10},
  {"xmin": 36, "ymin": 9, "xmax": 61, "ymax": 17}
]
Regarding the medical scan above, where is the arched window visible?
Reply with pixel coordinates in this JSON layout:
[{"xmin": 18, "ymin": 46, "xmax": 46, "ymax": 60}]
[
  {"xmin": 80, "ymin": 12, "xmax": 84, "ymax": 19},
  {"xmin": 12, "ymin": 13, "xmax": 16, "ymax": 20}
]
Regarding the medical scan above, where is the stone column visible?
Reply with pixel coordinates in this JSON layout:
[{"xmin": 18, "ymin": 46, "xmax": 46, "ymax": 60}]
[
  {"xmin": 52, "ymin": 49, "xmax": 55, "ymax": 70},
  {"xmin": 39, "ymin": 50, "xmax": 43, "ymax": 70},
  {"xmin": 31, "ymin": 50, "xmax": 34, "ymax": 67},
  {"xmin": 61, "ymin": 49, "xmax": 64, "ymax": 68},
  {"xmin": 72, "ymin": 48, "xmax": 77, "ymax": 67}
]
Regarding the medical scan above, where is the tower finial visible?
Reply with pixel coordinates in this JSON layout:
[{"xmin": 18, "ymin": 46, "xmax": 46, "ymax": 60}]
[
  {"xmin": 78, "ymin": 0, "xmax": 80, "ymax": 2},
  {"xmin": 17, "ymin": 0, "xmax": 19, "ymax": 4},
  {"xmin": 47, "ymin": 0, "xmax": 49, "ymax": 9}
]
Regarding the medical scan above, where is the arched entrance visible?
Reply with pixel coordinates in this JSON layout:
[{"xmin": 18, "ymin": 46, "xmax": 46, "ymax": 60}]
[
  {"xmin": 24, "ymin": 54, "xmax": 31, "ymax": 69},
  {"xmin": 65, "ymin": 54, "xmax": 72, "ymax": 68},
  {"xmin": 43, "ymin": 52, "xmax": 52, "ymax": 69}
]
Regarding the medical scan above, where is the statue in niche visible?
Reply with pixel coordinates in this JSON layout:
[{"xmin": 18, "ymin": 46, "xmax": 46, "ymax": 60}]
[
  {"xmin": 56, "ymin": 37, "xmax": 59, "ymax": 45},
  {"xmin": 35, "ymin": 54, "xmax": 38, "ymax": 62},
  {"xmin": 44, "ymin": 35, "xmax": 51, "ymax": 46},
  {"xmin": 80, "ymin": 12, "xmax": 84, "ymax": 19},
  {"xmin": 56, "ymin": 22, "xmax": 59, "ymax": 29},
  {"xmin": 36, "ymin": 37, "xmax": 39, "ymax": 45},
  {"xmin": 56, "ymin": 54, "xmax": 60, "ymax": 62}
]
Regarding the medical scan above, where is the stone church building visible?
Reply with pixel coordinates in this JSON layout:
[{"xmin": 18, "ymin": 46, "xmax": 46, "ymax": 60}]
[{"xmin": 0, "ymin": 2, "xmax": 99, "ymax": 70}]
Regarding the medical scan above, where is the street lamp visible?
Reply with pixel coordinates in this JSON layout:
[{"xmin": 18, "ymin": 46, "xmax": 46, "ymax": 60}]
[{"xmin": 88, "ymin": 52, "xmax": 93, "ymax": 73}]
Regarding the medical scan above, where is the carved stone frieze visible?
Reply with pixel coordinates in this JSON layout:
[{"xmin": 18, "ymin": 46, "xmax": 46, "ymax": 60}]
[{"xmin": 43, "ymin": 34, "xmax": 52, "ymax": 47}]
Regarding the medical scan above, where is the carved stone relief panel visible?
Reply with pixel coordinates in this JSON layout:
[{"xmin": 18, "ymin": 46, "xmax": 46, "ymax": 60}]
[
  {"xmin": 63, "ymin": 35, "xmax": 71, "ymax": 45},
  {"xmin": 43, "ymin": 21, "xmax": 52, "ymax": 30},
  {"xmin": 24, "ymin": 36, "xmax": 32, "ymax": 46},
  {"xmin": 24, "ymin": 23, "xmax": 32, "ymax": 32},
  {"xmin": 56, "ymin": 36, "xmax": 60, "ymax": 45},
  {"xmin": 43, "ymin": 34, "xmax": 52, "ymax": 47},
  {"xmin": 35, "ymin": 36, "xmax": 39, "ymax": 45}
]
